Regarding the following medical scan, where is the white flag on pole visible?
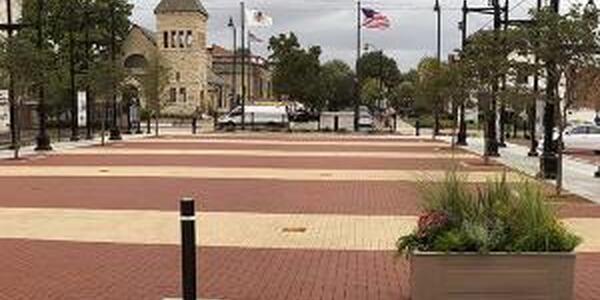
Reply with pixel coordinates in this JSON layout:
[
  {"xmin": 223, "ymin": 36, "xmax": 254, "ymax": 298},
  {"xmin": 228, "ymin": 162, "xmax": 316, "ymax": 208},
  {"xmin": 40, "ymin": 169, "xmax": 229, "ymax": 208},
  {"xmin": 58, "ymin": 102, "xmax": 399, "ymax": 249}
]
[{"xmin": 245, "ymin": 9, "xmax": 273, "ymax": 27}]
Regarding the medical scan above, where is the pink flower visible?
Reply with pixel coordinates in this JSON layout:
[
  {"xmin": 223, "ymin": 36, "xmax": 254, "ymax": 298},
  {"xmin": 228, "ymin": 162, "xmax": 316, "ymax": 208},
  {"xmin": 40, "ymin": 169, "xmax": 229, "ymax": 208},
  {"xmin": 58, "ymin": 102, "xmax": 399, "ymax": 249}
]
[{"xmin": 417, "ymin": 212, "xmax": 449, "ymax": 237}]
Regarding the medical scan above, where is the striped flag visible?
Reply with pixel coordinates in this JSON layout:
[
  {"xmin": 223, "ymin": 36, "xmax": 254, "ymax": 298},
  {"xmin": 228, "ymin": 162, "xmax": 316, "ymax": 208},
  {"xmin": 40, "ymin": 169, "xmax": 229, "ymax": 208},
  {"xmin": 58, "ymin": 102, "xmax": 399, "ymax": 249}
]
[
  {"xmin": 248, "ymin": 32, "xmax": 264, "ymax": 43},
  {"xmin": 362, "ymin": 8, "xmax": 390, "ymax": 30}
]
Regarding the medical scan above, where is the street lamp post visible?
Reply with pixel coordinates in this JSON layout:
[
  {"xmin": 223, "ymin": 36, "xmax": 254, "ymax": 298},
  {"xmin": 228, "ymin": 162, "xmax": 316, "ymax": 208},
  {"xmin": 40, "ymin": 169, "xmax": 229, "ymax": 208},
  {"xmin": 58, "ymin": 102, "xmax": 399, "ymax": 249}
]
[
  {"xmin": 457, "ymin": 0, "xmax": 468, "ymax": 145},
  {"xmin": 35, "ymin": 0, "xmax": 52, "ymax": 151},
  {"xmin": 539, "ymin": 0, "xmax": 561, "ymax": 179},
  {"xmin": 108, "ymin": 0, "xmax": 122, "ymax": 140},
  {"xmin": 228, "ymin": 17, "xmax": 237, "ymax": 110},
  {"xmin": 68, "ymin": 5, "xmax": 79, "ymax": 141},
  {"xmin": 434, "ymin": 0, "xmax": 442, "ymax": 137}
]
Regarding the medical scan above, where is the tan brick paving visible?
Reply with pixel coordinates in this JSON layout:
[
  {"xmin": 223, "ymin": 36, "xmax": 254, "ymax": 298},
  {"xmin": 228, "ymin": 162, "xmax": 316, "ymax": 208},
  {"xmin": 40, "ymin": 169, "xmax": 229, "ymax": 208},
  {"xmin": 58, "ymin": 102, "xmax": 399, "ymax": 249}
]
[
  {"xmin": 0, "ymin": 166, "xmax": 523, "ymax": 182},
  {"xmin": 60, "ymin": 148, "xmax": 478, "ymax": 159},
  {"xmin": 0, "ymin": 207, "xmax": 597, "ymax": 252}
]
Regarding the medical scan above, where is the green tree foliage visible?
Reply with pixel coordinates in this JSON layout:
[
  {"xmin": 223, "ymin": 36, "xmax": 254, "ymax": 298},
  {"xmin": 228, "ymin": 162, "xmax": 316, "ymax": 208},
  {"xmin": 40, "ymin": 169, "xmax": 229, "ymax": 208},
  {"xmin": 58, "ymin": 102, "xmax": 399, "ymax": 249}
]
[
  {"xmin": 268, "ymin": 32, "xmax": 324, "ymax": 110},
  {"xmin": 360, "ymin": 77, "xmax": 380, "ymax": 108},
  {"xmin": 17, "ymin": 0, "xmax": 133, "ymax": 109},
  {"xmin": 388, "ymin": 81, "xmax": 415, "ymax": 114},
  {"xmin": 138, "ymin": 50, "xmax": 170, "ymax": 122},
  {"xmin": 414, "ymin": 57, "xmax": 449, "ymax": 115},
  {"xmin": 320, "ymin": 59, "xmax": 355, "ymax": 111},
  {"xmin": 357, "ymin": 51, "xmax": 401, "ymax": 89}
]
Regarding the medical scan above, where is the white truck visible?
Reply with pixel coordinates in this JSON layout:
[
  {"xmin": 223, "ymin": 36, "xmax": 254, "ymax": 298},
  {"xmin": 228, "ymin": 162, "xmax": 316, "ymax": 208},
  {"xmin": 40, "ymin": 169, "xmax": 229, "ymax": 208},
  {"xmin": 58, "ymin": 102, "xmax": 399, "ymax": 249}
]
[{"xmin": 218, "ymin": 105, "xmax": 289, "ymax": 129}]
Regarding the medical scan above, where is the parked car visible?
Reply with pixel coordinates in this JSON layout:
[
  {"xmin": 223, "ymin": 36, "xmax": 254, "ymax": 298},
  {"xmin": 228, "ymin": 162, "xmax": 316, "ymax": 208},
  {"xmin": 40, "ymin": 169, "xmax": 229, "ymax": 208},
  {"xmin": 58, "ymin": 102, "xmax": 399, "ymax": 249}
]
[
  {"xmin": 539, "ymin": 125, "xmax": 600, "ymax": 154},
  {"xmin": 217, "ymin": 105, "xmax": 288, "ymax": 129},
  {"xmin": 358, "ymin": 106, "xmax": 374, "ymax": 130},
  {"xmin": 289, "ymin": 110, "xmax": 319, "ymax": 122}
]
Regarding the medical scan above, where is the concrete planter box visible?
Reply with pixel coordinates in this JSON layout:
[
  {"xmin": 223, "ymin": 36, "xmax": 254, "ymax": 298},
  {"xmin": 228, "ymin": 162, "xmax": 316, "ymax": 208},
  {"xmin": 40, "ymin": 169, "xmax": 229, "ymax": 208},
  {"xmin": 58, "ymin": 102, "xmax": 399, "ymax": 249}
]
[{"xmin": 410, "ymin": 251, "xmax": 575, "ymax": 300}]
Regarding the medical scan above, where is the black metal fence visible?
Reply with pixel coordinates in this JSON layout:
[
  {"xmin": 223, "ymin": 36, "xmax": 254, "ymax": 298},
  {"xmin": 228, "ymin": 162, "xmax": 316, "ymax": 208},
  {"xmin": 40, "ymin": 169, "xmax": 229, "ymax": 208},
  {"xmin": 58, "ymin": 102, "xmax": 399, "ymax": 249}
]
[{"xmin": 0, "ymin": 101, "xmax": 144, "ymax": 150}]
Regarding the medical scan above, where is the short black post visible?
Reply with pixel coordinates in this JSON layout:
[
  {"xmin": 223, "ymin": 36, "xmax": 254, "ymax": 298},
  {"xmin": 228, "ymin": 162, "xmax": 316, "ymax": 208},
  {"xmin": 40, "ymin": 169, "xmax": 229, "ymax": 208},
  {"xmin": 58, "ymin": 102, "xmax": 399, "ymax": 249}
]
[
  {"xmin": 192, "ymin": 117, "xmax": 197, "ymax": 135},
  {"xmin": 595, "ymin": 166, "xmax": 600, "ymax": 178},
  {"xmin": 415, "ymin": 120, "xmax": 420, "ymax": 136},
  {"xmin": 392, "ymin": 114, "xmax": 397, "ymax": 133},
  {"xmin": 180, "ymin": 197, "xmax": 196, "ymax": 300},
  {"xmin": 251, "ymin": 112, "xmax": 255, "ymax": 131},
  {"xmin": 334, "ymin": 116, "xmax": 339, "ymax": 132}
]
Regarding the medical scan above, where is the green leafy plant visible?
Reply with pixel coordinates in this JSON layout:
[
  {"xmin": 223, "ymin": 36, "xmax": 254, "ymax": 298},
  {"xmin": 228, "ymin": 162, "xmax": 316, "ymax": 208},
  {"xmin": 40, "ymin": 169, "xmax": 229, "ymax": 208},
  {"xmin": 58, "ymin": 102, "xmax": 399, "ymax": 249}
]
[{"xmin": 398, "ymin": 172, "xmax": 581, "ymax": 255}]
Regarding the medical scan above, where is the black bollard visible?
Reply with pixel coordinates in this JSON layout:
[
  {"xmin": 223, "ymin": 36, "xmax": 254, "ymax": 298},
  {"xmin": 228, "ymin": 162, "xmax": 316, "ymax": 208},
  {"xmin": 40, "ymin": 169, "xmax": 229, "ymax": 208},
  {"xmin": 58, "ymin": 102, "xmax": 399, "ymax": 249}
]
[
  {"xmin": 180, "ymin": 197, "xmax": 196, "ymax": 300},
  {"xmin": 595, "ymin": 166, "xmax": 600, "ymax": 178},
  {"xmin": 415, "ymin": 120, "xmax": 420, "ymax": 136},
  {"xmin": 192, "ymin": 118, "xmax": 197, "ymax": 135}
]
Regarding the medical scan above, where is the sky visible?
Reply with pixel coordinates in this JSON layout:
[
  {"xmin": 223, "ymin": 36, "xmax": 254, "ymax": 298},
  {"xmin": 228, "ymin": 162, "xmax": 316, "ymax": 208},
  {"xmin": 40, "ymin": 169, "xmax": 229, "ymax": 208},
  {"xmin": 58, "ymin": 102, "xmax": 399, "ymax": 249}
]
[{"xmin": 129, "ymin": 0, "xmax": 586, "ymax": 71}]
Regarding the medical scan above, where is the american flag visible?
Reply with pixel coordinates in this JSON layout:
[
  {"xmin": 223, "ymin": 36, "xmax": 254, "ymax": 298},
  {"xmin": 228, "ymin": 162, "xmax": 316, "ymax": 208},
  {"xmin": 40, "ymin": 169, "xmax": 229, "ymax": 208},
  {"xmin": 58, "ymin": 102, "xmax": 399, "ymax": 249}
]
[{"xmin": 362, "ymin": 8, "xmax": 390, "ymax": 30}]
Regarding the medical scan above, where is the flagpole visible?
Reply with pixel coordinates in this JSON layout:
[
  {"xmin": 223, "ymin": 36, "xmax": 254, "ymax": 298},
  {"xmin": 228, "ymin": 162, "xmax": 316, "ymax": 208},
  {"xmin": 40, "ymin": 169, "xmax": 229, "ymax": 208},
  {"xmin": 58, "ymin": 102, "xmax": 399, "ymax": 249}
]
[
  {"xmin": 240, "ymin": 1, "xmax": 246, "ymax": 130},
  {"xmin": 355, "ymin": 0, "xmax": 362, "ymax": 132}
]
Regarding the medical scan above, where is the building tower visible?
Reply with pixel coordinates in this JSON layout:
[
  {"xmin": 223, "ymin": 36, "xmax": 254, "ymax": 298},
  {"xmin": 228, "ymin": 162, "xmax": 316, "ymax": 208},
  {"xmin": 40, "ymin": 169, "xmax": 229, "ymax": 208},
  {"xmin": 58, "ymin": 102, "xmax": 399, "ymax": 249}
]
[{"xmin": 154, "ymin": 0, "xmax": 209, "ymax": 114}]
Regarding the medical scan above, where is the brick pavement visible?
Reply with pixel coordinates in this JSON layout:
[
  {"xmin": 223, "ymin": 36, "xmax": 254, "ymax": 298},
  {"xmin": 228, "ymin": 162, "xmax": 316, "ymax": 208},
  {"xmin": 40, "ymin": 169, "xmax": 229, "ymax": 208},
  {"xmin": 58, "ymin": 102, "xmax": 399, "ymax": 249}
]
[{"xmin": 0, "ymin": 132, "xmax": 599, "ymax": 299}]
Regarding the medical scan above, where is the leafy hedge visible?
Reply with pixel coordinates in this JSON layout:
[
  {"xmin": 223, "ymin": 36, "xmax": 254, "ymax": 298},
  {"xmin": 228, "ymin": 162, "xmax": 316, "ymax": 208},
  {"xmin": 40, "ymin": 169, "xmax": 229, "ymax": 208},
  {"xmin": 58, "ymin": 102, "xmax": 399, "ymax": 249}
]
[{"xmin": 398, "ymin": 172, "xmax": 581, "ymax": 254}]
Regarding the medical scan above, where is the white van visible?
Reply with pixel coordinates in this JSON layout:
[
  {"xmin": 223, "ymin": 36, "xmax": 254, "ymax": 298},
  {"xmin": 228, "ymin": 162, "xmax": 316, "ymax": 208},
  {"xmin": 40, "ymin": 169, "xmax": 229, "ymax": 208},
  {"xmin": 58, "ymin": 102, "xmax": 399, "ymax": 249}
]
[{"xmin": 218, "ymin": 105, "xmax": 289, "ymax": 129}]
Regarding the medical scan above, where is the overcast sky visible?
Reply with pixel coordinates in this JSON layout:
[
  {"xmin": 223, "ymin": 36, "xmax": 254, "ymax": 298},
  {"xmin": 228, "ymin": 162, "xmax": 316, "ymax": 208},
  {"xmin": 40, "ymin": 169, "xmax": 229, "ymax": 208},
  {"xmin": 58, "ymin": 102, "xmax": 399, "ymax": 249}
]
[{"xmin": 129, "ymin": 0, "xmax": 583, "ymax": 71}]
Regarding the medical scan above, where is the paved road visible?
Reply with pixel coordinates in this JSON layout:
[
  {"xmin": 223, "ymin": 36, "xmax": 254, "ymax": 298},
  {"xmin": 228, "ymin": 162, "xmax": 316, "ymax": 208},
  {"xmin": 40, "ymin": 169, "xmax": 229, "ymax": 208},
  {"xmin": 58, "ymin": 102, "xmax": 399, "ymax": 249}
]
[{"xmin": 0, "ymin": 132, "xmax": 599, "ymax": 299}]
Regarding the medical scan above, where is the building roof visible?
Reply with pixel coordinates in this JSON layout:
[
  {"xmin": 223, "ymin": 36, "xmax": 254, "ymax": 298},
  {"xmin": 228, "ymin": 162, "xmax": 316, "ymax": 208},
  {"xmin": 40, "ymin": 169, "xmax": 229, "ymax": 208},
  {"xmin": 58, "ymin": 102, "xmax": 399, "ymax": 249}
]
[
  {"xmin": 208, "ymin": 69, "xmax": 226, "ymax": 86},
  {"xmin": 154, "ymin": 0, "xmax": 209, "ymax": 16},
  {"xmin": 131, "ymin": 24, "xmax": 157, "ymax": 46}
]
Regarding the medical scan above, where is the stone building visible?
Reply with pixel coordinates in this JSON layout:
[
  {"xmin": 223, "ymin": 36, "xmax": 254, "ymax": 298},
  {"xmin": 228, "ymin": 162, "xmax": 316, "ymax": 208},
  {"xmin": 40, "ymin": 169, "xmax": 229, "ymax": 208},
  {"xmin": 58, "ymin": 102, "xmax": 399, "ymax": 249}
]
[
  {"xmin": 208, "ymin": 44, "xmax": 273, "ymax": 111},
  {"xmin": 121, "ymin": 0, "xmax": 219, "ymax": 117}
]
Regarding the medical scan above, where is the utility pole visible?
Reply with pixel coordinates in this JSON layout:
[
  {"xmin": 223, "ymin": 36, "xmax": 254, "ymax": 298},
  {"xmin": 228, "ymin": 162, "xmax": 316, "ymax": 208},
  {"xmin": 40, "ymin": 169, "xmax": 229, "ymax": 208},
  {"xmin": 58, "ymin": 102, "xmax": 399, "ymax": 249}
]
[
  {"xmin": 109, "ymin": 0, "xmax": 121, "ymax": 140},
  {"xmin": 35, "ymin": 0, "xmax": 52, "ymax": 151},
  {"xmin": 498, "ymin": 0, "xmax": 510, "ymax": 148},
  {"xmin": 457, "ymin": 0, "xmax": 468, "ymax": 145},
  {"xmin": 355, "ymin": 0, "xmax": 362, "ymax": 132},
  {"xmin": 540, "ymin": 0, "xmax": 561, "ymax": 179},
  {"xmin": 240, "ymin": 1, "xmax": 246, "ymax": 130}
]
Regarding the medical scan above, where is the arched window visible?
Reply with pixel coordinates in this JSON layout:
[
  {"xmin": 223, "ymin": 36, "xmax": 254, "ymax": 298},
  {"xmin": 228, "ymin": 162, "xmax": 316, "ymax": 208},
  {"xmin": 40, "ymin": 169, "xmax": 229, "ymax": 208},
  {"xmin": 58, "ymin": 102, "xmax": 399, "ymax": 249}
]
[{"xmin": 124, "ymin": 54, "xmax": 148, "ymax": 69}]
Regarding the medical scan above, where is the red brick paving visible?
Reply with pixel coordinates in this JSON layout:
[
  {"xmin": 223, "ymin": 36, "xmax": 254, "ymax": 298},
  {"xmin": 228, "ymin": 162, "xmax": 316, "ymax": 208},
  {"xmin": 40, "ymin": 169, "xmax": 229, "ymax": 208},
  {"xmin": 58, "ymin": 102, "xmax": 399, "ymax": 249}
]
[
  {"xmin": 0, "ymin": 154, "xmax": 503, "ymax": 171},
  {"xmin": 0, "ymin": 239, "xmax": 410, "ymax": 300},
  {"xmin": 0, "ymin": 239, "xmax": 598, "ymax": 300},
  {"xmin": 104, "ymin": 141, "xmax": 463, "ymax": 153},
  {"xmin": 1, "ymin": 177, "xmax": 598, "ymax": 218},
  {"xmin": 0, "ymin": 178, "xmax": 423, "ymax": 216}
]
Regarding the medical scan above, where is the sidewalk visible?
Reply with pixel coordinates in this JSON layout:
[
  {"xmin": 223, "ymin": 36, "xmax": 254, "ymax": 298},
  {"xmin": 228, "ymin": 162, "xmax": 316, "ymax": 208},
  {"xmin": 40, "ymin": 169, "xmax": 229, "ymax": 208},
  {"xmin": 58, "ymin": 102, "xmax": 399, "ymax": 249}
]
[
  {"xmin": 442, "ymin": 136, "xmax": 600, "ymax": 204},
  {"xmin": 0, "ymin": 133, "xmax": 150, "ymax": 160}
]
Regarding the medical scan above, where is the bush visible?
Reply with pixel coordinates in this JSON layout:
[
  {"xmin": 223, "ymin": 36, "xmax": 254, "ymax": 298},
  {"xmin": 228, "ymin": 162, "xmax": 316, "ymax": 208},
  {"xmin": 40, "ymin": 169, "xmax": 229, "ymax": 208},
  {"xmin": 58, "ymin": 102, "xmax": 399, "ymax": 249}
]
[{"xmin": 397, "ymin": 172, "xmax": 581, "ymax": 255}]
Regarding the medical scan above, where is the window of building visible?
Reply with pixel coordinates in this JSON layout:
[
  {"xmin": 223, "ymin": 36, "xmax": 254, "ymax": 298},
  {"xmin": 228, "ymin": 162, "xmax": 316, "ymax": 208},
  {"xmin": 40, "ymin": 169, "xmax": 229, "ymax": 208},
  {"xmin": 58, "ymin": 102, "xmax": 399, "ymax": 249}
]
[
  {"xmin": 171, "ymin": 31, "xmax": 177, "ymax": 48},
  {"xmin": 186, "ymin": 31, "xmax": 193, "ymax": 47},
  {"xmin": 178, "ymin": 31, "xmax": 185, "ymax": 48},
  {"xmin": 180, "ymin": 87, "xmax": 187, "ymax": 102},
  {"xmin": 175, "ymin": 72, "xmax": 181, "ymax": 82},
  {"xmin": 163, "ymin": 32, "xmax": 169, "ymax": 48},
  {"xmin": 169, "ymin": 88, "xmax": 177, "ymax": 102}
]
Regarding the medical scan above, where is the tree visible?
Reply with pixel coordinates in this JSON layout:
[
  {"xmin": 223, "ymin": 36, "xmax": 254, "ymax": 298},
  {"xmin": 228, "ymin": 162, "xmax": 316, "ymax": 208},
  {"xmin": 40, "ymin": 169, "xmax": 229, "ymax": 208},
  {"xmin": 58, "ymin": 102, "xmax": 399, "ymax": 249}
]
[
  {"xmin": 460, "ymin": 28, "xmax": 518, "ymax": 158},
  {"xmin": 268, "ymin": 32, "xmax": 324, "ymax": 110},
  {"xmin": 517, "ymin": 4, "xmax": 599, "ymax": 187},
  {"xmin": 414, "ymin": 57, "xmax": 450, "ymax": 133},
  {"xmin": 357, "ymin": 51, "xmax": 401, "ymax": 88},
  {"xmin": 360, "ymin": 78, "xmax": 380, "ymax": 108},
  {"xmin": 388, "ymin": 81, "xmax": 415, "ymax": 116},
  {"xmin": 137, "ymin": 50, "xmax": 170, "ymax": 137},
  {"xmin": 320, "ymin": 59, "xmax": 355, "ymax": 111}
]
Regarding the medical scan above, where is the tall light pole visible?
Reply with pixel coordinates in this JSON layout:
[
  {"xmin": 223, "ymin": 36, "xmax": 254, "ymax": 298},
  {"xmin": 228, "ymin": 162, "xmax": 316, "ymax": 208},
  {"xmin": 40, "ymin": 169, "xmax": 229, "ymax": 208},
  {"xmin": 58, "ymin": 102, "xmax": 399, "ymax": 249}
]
[
  {"xmin": 35, "ymin": 0, "xmax": 52, "ymax": 151},
  {"xmin": 240, "ymin": 1, "xmax": 246, "ymax": 130},
  {"xmin": 456, "ymin": 0, "xmax": 468, "ymax": 145},
  {"xmin": 433, "ymin": 0, "xmax": 442, "ymax": 136},
  {"xmin": 228, "ymin": 17, "xmax": 237, "ymax": 110},
  {"xmin": 108, "ymin": 0, "xmax": 122, "ymax": 140},
  {"xmin": 540, "ymin": 0, "xmax": 560, "ymax": 179},
  {"xmin": 355, "ymin": 0, "xmax": 362, "ymax": 132},
  {"xmin": 69, "ymin": 4, "xmax": 79, "ymax": 141}
]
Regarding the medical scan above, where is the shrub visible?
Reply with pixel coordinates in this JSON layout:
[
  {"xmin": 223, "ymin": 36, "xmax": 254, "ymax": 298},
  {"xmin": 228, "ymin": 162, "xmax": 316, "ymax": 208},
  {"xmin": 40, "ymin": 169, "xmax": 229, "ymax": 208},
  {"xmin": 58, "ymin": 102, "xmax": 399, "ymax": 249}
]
[{"xmin": 397, "ymin": 172, "xmax": 581, "ymax": 255}]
